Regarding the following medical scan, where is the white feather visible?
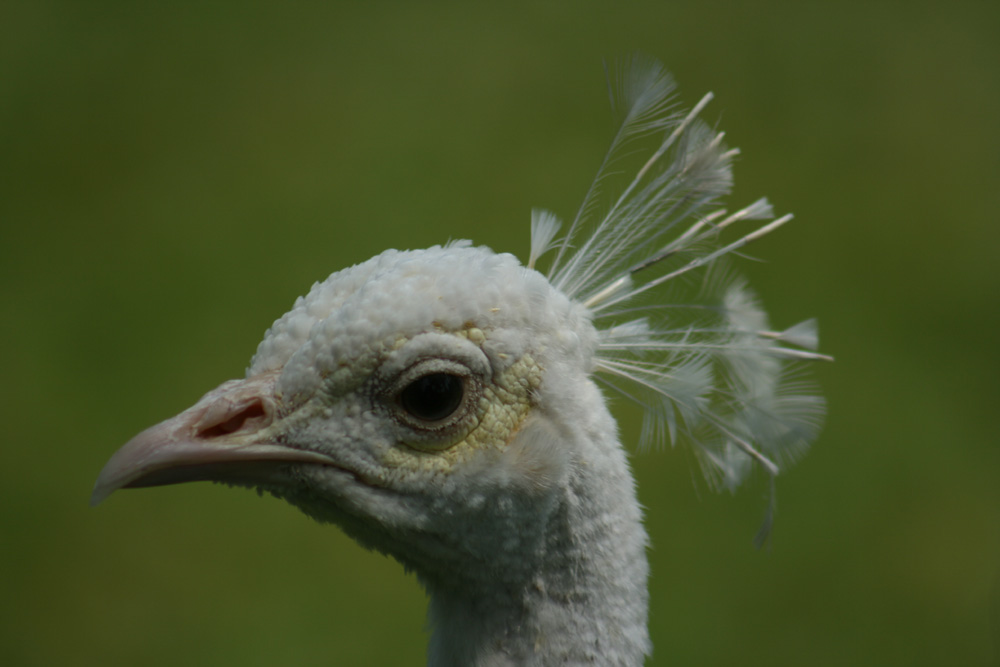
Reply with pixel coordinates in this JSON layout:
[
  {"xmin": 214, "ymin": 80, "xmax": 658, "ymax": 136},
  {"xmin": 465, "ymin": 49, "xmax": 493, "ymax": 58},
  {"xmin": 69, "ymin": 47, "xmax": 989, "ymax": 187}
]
[
  {"xmin": 528, "ymin": 208, "xmax": 563, "ymax": 269},
  {"xmin": 533, "ymin": 55, "xmax": 829, "ymax": 536}
]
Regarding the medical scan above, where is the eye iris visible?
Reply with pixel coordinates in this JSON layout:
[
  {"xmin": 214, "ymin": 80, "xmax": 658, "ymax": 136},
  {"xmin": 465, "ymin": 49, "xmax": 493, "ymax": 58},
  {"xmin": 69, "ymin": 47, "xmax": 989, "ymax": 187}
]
[{"xmin": 399, "ymin": 373, "xmax": 464, "ymax": 422}]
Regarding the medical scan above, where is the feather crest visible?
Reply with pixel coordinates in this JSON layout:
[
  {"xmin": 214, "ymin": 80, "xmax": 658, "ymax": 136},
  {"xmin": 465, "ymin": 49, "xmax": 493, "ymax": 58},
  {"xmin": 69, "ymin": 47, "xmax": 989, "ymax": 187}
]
[{"xmin": 535, "ymin": 55, "xmax": 829, "ymax": 541}]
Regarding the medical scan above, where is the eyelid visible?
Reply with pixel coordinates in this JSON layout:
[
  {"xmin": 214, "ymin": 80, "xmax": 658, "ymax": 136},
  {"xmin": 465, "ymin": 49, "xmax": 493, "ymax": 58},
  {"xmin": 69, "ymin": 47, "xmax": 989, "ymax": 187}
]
[
  {"xmin": 375, "ymin": 333, "xmax": 491, "ymax": 384},
  {"xmin": 390, "ymin": 358, "xmax": 472, "ymax": 395}
]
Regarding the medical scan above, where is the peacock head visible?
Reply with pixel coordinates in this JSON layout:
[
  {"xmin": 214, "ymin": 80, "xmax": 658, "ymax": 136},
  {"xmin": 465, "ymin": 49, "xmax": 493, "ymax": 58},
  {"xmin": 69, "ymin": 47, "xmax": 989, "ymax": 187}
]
[{"xmin": 92, "ymin": 242, "xmax": 604, "ymax": 577}]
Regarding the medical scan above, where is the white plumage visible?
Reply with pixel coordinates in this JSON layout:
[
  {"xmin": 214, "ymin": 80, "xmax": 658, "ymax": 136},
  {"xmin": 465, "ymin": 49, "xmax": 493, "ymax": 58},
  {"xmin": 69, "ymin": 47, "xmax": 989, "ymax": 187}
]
[{"xmin": 93, "ymin": 56, "xmax": 827, "ymax": 665}]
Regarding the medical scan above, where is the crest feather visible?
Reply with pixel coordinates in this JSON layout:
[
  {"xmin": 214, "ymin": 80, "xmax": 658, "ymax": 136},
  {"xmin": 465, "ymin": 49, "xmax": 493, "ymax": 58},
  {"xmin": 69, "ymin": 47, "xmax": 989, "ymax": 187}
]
[{"xmin": 533, "ymin": 55, "xmax": 830, "ymax": 542}]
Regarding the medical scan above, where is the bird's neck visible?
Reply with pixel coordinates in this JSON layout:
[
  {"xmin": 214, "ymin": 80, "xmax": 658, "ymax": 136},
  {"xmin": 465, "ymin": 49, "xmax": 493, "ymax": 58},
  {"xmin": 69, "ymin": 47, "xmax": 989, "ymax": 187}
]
[{"xmin": 422, "ymin": 442, "xmax": 650, "ymax": 666}]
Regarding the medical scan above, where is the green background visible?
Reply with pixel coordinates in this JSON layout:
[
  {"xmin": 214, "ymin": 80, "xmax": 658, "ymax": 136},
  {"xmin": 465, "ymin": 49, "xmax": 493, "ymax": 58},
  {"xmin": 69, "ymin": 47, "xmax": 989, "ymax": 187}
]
[{"xmin": 3, "ymin": 2, "xmax": 998, "ymax": 665}]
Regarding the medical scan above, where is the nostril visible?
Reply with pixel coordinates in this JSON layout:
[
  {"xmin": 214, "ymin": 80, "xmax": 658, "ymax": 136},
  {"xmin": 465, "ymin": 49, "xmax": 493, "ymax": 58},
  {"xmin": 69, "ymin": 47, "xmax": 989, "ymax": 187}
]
[{"xmin": 198, "ymin": 400, "xmax": 267, "ymax": 438}]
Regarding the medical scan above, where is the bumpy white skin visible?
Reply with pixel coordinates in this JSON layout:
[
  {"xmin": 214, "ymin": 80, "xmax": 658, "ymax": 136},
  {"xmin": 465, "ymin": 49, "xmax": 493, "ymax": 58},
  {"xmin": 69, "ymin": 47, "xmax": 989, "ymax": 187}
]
[{"xmin": 96, "ymin": 243, "xmax": 651, "ymax": 666}]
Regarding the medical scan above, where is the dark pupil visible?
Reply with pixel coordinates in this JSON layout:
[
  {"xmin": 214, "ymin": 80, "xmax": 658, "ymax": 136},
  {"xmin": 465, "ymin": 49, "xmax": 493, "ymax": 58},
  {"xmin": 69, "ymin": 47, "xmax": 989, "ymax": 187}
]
[{"xmin": 399, "ymin": 373, "xmax": 464, "ymax": 422}]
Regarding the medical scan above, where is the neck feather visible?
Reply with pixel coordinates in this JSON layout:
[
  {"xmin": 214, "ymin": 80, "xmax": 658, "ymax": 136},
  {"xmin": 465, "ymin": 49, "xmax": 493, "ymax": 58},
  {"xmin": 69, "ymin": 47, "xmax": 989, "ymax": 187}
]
[{"xmin": 422, "ymin": 442, "xmax": 650, "ymax": 666}]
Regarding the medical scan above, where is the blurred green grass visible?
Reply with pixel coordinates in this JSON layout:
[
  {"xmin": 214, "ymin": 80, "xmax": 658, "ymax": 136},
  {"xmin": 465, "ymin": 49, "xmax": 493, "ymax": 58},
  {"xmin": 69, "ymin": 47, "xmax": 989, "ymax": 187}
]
[{"xmin": 2, "ymin": 2, "xmax": 998, "ymax": 665}]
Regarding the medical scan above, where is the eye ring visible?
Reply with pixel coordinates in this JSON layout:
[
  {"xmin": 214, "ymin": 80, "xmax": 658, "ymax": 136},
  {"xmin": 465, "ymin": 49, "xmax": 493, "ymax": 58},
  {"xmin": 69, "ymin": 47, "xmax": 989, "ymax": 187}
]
[
  {"xmin": 375, "ymin": 335, "xmax": 490, "ymax": 449},
  {"xmin": 398, "ymin": 372, "xmax": 466, "ymax": 424}
]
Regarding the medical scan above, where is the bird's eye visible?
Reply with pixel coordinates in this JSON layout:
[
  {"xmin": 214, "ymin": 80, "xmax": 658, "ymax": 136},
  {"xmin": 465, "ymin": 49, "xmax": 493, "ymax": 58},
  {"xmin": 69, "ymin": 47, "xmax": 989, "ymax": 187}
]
[{"xmin": 398, "ymin": 373, "xmax": 465, "ymax": 423}]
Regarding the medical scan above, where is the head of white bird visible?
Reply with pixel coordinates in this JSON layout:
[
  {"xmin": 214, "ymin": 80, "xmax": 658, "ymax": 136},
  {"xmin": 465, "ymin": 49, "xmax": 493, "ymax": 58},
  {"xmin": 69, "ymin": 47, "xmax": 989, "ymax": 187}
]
[{"xmin": 93, "ymin": 242, "xmax": 616, "ymax": 582}]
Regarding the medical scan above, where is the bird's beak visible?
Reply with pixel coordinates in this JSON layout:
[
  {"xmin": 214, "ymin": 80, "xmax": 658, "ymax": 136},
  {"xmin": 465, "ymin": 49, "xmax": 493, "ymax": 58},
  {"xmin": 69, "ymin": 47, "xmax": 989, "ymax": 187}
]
[{"xmin": 91, "ymin": 372, "xmax": 333, "ymax": 506}]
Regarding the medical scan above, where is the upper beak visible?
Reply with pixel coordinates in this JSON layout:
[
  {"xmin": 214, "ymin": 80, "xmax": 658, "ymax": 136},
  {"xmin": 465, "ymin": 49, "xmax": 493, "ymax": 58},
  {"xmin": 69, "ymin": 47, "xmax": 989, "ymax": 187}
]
[{"xmin": 91, "ymin": 372, "xmax": 334, "ymax": 506}]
